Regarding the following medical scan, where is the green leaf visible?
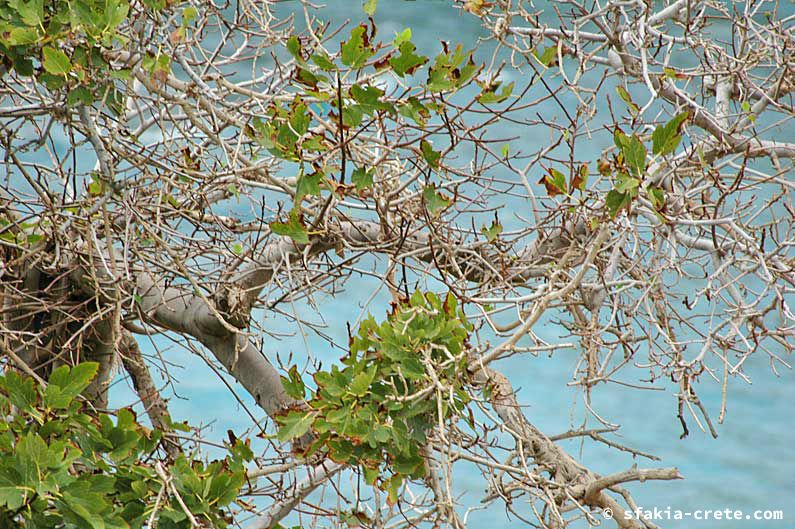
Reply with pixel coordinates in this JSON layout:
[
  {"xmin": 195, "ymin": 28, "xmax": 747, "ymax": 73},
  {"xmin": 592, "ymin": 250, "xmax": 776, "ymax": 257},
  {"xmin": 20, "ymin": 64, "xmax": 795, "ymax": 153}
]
[
  {"xmin": 481, "ymin": 221, "xmax": 503, "ymax": 242},
  {"xmin": 399, "ymin": 357, "xmax": 425, "ymax": 379},
  {"xmin": 295, "ymin": 67, "xmax": 319, "ymax": 89},
  {"xmin": 652, "ymin": 111, "xmax": 688, "ymax": 156},
  {"xmin": 328, "ymin": 439, "xmax": 353, "ymax": 463},
  {"xmin": 9, "ymin": 0, "xmax": 43, "ymax": 26},
  {"xmin": 295, "ymin": 171, "xmax": 323, "ymax": 201},
  {"xmin": 289, "ymin": 102, "xmax": 311, "ymax": 136},
  {"xmin": 351, "ymin": 167, "xmax": 374, "ymax": 191},
  {"xmin": 362, "ymin": 465, "xmax": 379, "ymax": 485},
  {"xmin": 477, "ymin": 81, "xmax": 514, "ymax": 104},
  {"xmin": 143, "ymin": 0, "xmax": 165, "ymax": 9},
  {"xmin": 606, "ymin": 189, "xmax": 631, "ymax": 218},
  {"xmin": 325, "ymin": 407, "xmax": 350, "ymax": 425},
  {"xmin": 42, "ymin": 47, "xmax": 71, "ymax": 75},
  {"xmin": 384, "ymin": 474, "xmax": 403, "ymax": 505},
  {"xmin": 363, "ymin": 0, "xmax": 377, "ymax": 15},
  {"xmin": 62, "ymin": 490, "xmax": 107, "ymax": 529},
  {"xmin": 276, "ymin": 411, "xmax": 314, "ymax": 443},
  {"xmin": 156, "ymin": 53, "xmax": 170, "ymax": 70},
  {"xmin": 4, "ymin": 26, "xmax": 39, "ymax": 46},
  {"xmin": 350, "ymin": 84, "xmax": 394, "ymax": 115},
  {"xmin": 615, "ymin": 173, "xmax": 640, "ymax": 194},
  {"xmin": 390, "ymin": 41, "xmax": 428, "ymax": 77},
  {"xmin": 372, "ymin": 425, "xmax": 391, "ymax": 443},
  {"xmin": 181, "ymin": 6, "xmax": 197, "ymax": 25},
  {"xmin": 16, "ymin": 431, "xmax": 48, "ymax": 479},
  {"xmin": 311, "ymin": 51, "xmax": 337, "ymax": 71},
  {"xmin": 341, "ymin": 25, "xmax": 373, "ymax": 68},
  {"xmin": 669, "ymin": 111, "xmax": 689, "ymax": 134},
  {"xmin": 422, "ymin": 185, "xmax": 451, "ymax": 216},
  {"xmin": 538, "ymin": 167, "xmax": 567, "ymax": 196},
  {"xmin": 342, "ymin": 104, "xmax": 364, "ymax": 128},
  {"xmin": 648, "ymin": 186, "xmax": 665, "ymax": 210},
  {"xmin": 501, "ymin": 144, "xmax": 510, "ymax": 158},
  {"xmin": 164, "ymin": 416, "xmax": 191, "ymax": 432},
  {"xmin": 0, "ymin": 471, "xmax": 26, "ymax": 510},
  {"xmin": 88, "ymin": 173, "xmax": 105, "ymax": 196},
  {"xmin": 99, "ymin": 84, "xmax": 125, "ymax": 117},
  {"xmin": 49, "ymin": 362, "xmax": 99, "ymax": 400},
  {"xmin": 270, "ymin": 210, "xmax": 310, "ymax": 245},
  {"xmin": 613, "ymin": 128, "xmax": 630, "ymax": 150},
  {"xmin": 427, "ymin": 44, "xmax": 477, "ymax": 92},
  {"xmin": 420, "ymin": 140, "xmax": 440, "ymax": 168},
  {"xmin": 533, "ymin": 46, "xmax": 557, "ymax": 67},
  {"xmin": 393, "ymin": 451, "xmax": 424, "ymax": 476},
  {"xmin": 615, "ymin": 85, "xmax": 638, "ymax": 115},
  {"xmin": 286, "ymin": 35, "xmax": 304, "ymax": 65},
  {"xmin": 652, "ymin": 125, "xmax": 678, "ymax": 156},
  {"xmin": 571, "ymin": 163, "xmax": 588, "ymax": 192},
  {"xmin": 663, "ymin": 67, "xmax": 684, "ymax": 79},
  {"xmin": 103, "ymin": 0, "xmax": 129, "ymax": 31},
  {"xmin": 67, "ymin": 86, "xmax": 94, "ymax": 107},
  {"xmin": 281, "ymin": 366, "xmax": 306, "ymax": 400},
  {"xmin": 1, "ymin": 371, "xmax": 37, "ymax": 411},
  {"xmin": 622, "ymin": 134, "xmax": 646, "ymax": 177},
  {"xmin": 398, "ymin": 97, "xmax": 430, "ymax": 125},
  {"xmin": 302, "ymin": 134, "xmax": 327, "ymax": 152},
  {"xmin": 393, "ymin": 28, "xmax": 412, "ymax": 46},
  {"xmin": 348, "ymin": 366, "xmax": 377, "ymax": 397},
  {"xmin": 43, "ymin": 384, "xmax": 69, "ymax": 409}
]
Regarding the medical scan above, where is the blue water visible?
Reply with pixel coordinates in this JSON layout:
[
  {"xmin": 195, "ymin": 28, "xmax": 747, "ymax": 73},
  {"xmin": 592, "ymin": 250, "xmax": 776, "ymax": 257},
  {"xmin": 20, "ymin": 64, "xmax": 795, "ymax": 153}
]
[{"xmin": 90, "ymin": 1, "xmax": 792, "ymax": 527}]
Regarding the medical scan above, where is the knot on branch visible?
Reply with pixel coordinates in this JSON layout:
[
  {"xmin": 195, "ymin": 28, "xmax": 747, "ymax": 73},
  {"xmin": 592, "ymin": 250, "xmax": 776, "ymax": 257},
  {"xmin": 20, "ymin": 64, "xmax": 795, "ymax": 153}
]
[
  {"xmin": 493, "ymin": 16, "xmax": 509, "ymax": 38},
  {"xmin": 214, "ymin": 283, "xmax": 251, "ymax": 330}
]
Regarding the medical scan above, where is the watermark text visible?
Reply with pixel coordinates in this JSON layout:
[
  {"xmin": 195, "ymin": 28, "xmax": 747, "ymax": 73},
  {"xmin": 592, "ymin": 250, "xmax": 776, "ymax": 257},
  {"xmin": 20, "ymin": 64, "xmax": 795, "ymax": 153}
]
[{"xmin": 600, "ymin": 506, "xmax": 784, "ymax": 523}]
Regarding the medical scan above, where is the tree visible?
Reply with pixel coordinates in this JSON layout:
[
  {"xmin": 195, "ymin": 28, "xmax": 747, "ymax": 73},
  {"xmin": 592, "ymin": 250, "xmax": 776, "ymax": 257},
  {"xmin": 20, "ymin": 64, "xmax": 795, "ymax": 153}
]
[{"xmin": 0, "ymin": 0, "xmax": 792, "ymax": 527}]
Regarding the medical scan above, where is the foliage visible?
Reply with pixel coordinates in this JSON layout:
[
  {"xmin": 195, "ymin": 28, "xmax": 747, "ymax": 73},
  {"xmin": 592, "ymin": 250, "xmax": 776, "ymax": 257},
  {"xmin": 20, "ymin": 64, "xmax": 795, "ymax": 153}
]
[
  {"xmin": 260, "ymin": 24, "xmax": 489, "ymax": 244},
  {"xmin": 0, "ymin": 0, "xmax": 142, "ymax": 110},
  {"xmin": 277, "ymin": 291, "xmax": 473, "ymax": 503},
  {"xmin": 596, "ymin": 112, "xmax": 687, "ymax": 218},
  {"xmin": 0, "ymin": 363, "xmax": 252, "ymax": 528}
]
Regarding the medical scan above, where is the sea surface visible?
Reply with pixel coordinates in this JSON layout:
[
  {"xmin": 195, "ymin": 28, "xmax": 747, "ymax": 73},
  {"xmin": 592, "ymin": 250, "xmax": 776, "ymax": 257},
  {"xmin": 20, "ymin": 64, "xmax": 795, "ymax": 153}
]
[{"xmin": 96, "ymin": 1, "xmax": 794, "ymax": 528}]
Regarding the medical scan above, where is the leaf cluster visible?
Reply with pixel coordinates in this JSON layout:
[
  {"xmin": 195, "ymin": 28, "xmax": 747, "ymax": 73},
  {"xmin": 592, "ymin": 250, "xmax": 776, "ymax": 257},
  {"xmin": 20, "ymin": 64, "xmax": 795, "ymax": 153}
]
[
  {"xmin": 603, "ymin": 112, "xmax": 687, "ymax": 218},
  {"xmin": 0, "ymin": 363, "xmax": 252, "ymax": 529},
  {"xmin": 277, "ymin": 291, "xmax": 473, "ymax": 503},
  {"xmin": 258, "ymin": 24, "xmax": 480, "ymax": 244},
  {"xmin": 0, "ymin": 0, "xmax": 140, "ymax": 109}
]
